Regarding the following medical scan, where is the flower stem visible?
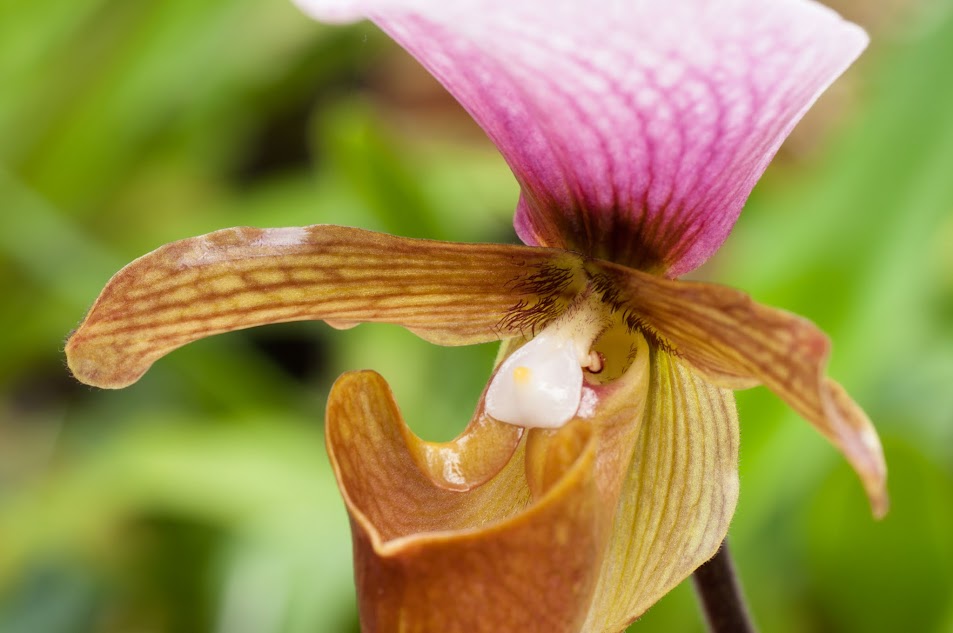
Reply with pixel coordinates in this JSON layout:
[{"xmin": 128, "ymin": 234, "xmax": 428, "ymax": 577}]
[{"xmin": 691, "ymin": 540, "xmax": 756, "ymax": 633}]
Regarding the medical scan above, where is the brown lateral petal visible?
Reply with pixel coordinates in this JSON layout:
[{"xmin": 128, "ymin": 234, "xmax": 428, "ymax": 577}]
[
  {"xmin": 326, "ymin": 334, "xmax": 652, "ymax": 632},
  {"xmin": 66, "ymin": 225, "xmax": 585, "ymax": 389},
  {"xmin": 591, "ymin": 259, "xmax": 888, "ymax": 518},
  {"xmin": 583, "ymin": 350, "xmax": 739, "ymax": 631}
]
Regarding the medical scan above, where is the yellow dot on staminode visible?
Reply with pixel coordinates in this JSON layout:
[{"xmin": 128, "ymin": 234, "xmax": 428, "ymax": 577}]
[{"xmin": 513, "ymin": 365, "xmax": 532, "ymax": 385}]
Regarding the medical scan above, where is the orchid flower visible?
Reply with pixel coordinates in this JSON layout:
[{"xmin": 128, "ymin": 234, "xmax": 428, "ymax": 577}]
[{"xmin": 65, "ymin": 0, "xmax": 888, "ymax": 631}]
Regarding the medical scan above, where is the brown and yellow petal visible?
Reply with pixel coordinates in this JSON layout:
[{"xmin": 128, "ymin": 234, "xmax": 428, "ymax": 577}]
[
  {"xmin": 66, "ymin": 225, "xmax": 586, "ymax": 389},
  {"xmin": 591, "ymin": 259, "xmax": 887, "ymax": 518},
  {"xmin": 326, "ymin": 333, "xmax": 652, "ymax": 632}
]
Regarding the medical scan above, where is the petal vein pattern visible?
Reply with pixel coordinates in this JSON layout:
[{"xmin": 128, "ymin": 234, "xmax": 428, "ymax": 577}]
[
  {"xmin": 296, "ymin": 0, "xmax": 867, "ymax": 275},
  {"xmin": 592, "ymin": 260, "xmax": 887, "ymax": 517},
  {"xmin": 582, "ymin": 349, "xmax": 738, "ymax": 631},
  {"xmin": 66, "ymin": 225, "xmax": 585, "ymax": 389}
]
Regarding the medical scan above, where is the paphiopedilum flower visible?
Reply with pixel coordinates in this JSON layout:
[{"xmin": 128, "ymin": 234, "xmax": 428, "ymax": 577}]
[{"xmin": 65, "ymin": 0, "xmax": 888, "ymax": 630}]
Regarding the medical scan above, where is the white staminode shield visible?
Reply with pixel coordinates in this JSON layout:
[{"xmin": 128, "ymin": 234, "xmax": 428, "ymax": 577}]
[{"xmin": 485, "ymin": 331, "xmax": 584, "ymax": 429}]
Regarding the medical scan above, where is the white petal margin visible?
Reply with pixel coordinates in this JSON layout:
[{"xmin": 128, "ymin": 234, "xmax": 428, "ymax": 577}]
[
  {"xmin": 582, "ymin": 349, "xmax": 739, "ymax": 630},
  {"xmin": 291, "ymin": 0, "xmax": 867, "ymax": 276}
]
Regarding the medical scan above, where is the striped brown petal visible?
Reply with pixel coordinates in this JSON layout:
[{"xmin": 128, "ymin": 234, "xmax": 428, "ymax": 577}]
[
  {"xmin": 590, "ymin": 259, "xmax": 888, "ymax": 518},
  {"xmin": 66, "ymin": 225, "xmax": 585, "ymax": 389},
  {"xmin": 326, "ymin": 332, "xmax": 652, "ymax": 632},
  {"xmin": 582, "ymin": 349, "xmax": 738, "ymax": 630}
]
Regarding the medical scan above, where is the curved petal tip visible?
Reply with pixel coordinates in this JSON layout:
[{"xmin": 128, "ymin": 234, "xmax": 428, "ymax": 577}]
[
  {"xmin": 596, "ymin": 261, "xmax": 888, "ymax": 518},
  {"xmin": 822, "ymin": 378, "xmax": 888, "ymax": 519}
]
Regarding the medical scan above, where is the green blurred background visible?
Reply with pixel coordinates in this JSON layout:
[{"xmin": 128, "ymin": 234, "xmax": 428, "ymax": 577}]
[{"xmin": 2, "ymin": 0, "xmax": 952, "ymax": 631}]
